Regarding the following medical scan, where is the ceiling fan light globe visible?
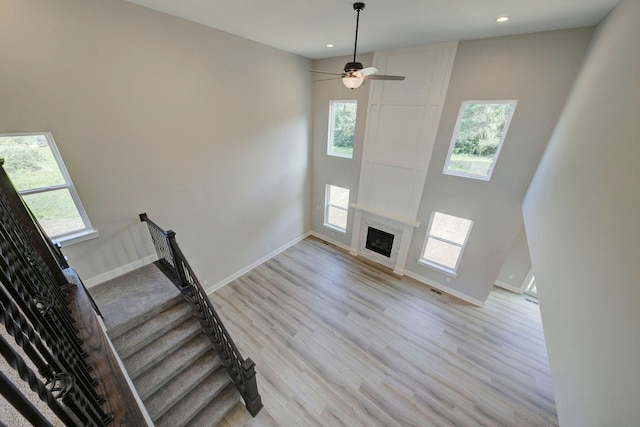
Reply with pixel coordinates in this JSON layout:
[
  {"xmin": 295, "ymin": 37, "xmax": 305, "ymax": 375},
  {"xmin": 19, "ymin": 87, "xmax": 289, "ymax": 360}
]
[{"xmin": 342, "ymin": 76, "xmax": 364, "ymax": 89}]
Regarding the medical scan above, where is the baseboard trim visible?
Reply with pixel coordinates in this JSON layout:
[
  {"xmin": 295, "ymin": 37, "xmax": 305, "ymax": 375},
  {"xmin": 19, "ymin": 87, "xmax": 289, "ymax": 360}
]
[
  {"xmin": 404, "ymin": 270, "xmax": 487, "ymax": 307},
  {"xmin": 83, "ymin": 254, "xmax": 158, "ymax": 288},
  {"xmin": 309, "ymin": 233, "xmax": 486, "ymax": 307},
  {"xmin": 308, "ymin": 231, "xmax": 352, "ymax": 252},
  {"xmin": 88, "ymin": 233, "xmax": 487, "ymax": 308},
  {"xmin": 494, "ymin": 280, "xmax": 524, "ymax": 294},
  {"xmin": 205, "ymin": 232, "xmax": 313, "ymax": 295}
]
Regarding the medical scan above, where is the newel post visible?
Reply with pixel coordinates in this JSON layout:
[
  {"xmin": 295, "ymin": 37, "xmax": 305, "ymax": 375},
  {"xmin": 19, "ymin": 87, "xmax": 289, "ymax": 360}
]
[{"xmin": 241, "ymin": 358, "xmax": 263, "ymax": 416}]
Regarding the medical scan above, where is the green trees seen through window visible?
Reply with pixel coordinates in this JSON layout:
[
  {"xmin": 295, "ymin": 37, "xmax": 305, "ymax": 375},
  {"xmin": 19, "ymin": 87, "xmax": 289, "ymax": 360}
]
[
  {"xmin": 445, "ymin": 101, "xmax": 517, "ymax": 179},
  {"xmin": 328, "ymin": 100, "xmax": 357, "ymax": 158},
  {"xmin": 0, "ymin": 133, "xmax": 90, "ymax": 238}
]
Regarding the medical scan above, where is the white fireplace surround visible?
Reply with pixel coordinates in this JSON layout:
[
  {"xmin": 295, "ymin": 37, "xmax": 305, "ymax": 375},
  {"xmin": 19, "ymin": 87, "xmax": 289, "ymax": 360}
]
[
  {"xmin": 359, "ymin": 216, "xmax": 402, "ymax": 268},
  {"xmin": 350, "ymin": 204, "xmax": 420, "ymax": 274}
]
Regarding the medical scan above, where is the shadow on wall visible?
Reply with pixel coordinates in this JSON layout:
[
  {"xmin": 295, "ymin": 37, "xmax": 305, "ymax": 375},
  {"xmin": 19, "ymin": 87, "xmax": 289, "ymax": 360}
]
[{"xmin": 62, "ymin": 218, "xmax": 156, "ymax": 286}]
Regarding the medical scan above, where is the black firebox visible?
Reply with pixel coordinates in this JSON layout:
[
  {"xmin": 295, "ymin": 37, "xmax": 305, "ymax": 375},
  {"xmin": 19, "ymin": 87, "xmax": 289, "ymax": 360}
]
[{"xmin": 365, "ymin": 227, "xmax": 394, "ymax": 258}]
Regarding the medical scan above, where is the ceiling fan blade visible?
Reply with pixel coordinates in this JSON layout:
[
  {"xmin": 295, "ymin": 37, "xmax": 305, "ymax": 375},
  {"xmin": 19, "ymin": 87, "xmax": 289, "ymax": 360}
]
[
  {"xmin": 311, "ymin": 4, "xmax": 403, "ymax": 89},
  {"xmin": 366, "ymin": 74, "xmax": 406, "ymax": 81},
  {"xmin": 308, "ymin": 69, "xmax": 343, "ymax": 76},
  {"xmin": 360, "ymin": 67, "xmax": 379, "ymax": 77},
  {"xmin": 313, "ymin": 77, "xmax": 343, "ymax": 82}
]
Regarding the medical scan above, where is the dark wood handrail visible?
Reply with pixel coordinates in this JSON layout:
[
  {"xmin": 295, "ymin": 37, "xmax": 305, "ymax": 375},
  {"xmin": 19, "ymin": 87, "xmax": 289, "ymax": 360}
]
[
  {"xmin": 139, "ymin": 213, "xmax": 263, "ymax": 416},
  {"xmin": 0, "ymin": 163, "xmax": 150, "ymax": 425},
  {"xmin": 0, "ymin": 165, "xmax": 116, "ymax": 426}
]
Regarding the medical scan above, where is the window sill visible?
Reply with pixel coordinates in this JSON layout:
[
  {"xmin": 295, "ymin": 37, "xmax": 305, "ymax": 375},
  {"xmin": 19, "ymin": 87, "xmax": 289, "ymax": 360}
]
[
  {"xmin": 327, "ymin": 152, "xmax": 354, "ymax": 160},
  {"xmin": 54, "ymin": 229, "xmax": 99, "ymax": 247},
  {"xmin": 418, "ymin": 259, "xmax": 458, "ymax": 278},
  {"xmin": 442, "ymin": 169, "xmax": 492, "ymax": 181}
]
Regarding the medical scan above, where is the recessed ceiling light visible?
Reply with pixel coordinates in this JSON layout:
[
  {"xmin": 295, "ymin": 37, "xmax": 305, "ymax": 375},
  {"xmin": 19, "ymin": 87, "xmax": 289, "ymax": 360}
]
[
  {"xmin": 326, "ymin": 43, "xmax": 334, "ymax": 48},
  {"xmin": 496, "ymin": 16, "xmax": 509, "ymax": 22}
]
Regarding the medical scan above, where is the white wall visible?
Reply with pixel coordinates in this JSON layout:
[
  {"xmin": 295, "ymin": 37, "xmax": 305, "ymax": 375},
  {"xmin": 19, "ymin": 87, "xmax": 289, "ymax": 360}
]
[
  {"xmin": 495, "ymin": 225, "xmax": 532, "ymax": 291},
  {"xmin": 356, "ymin": 43, "xmax": 458, "ymax": 223},
  {"xmin": 405, "ymin": 28, "xmax": 594, "ymax": 303},
  {"xmin": 310, "ymin": 29, "xmax": 594, "ymax": 305},
  {"xmin": 523, "ymin": 0, "xmax": 640, "ymax": 424},
  {"xmin": 0, "ymin": 0, "xmax": 312, "ymax": 288},
  {"xmin": 310, "ymin": 53, "xmax": 372, "ymax": 248}
]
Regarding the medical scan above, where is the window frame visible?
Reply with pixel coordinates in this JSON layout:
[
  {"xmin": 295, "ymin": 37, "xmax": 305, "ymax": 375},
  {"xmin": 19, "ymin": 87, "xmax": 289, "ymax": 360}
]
[
  {"xmin": 327, "ymin": 99, "xmax": 357, "ymax": 159},
  {"xmin": 0, "ymin": 131, "xmax": 98, "ymax": 246},
  {"xmin": 443, "ymin": 100, "xmax": 517, "ymax": 181},
  {"xmin": 323, "ymin": 184, "xmax": 350, "ymax": 233},
  {"xmin": 418, "ymin": 211, "xmax": 473, "ymax": 277}
]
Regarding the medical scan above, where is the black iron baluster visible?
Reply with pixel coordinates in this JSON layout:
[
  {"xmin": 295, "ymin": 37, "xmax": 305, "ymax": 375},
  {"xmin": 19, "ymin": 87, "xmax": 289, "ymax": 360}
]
[
  {"xmin": 0, "ymin": 195, "xmax": 113, "ymax": 426},
  {"xmin": 0, "ymin": 369, "xmax": 53, "ymax": 427},
  {"xmin": 140, "ymin": 213, "xmax": 263, "ymax": 416},
  {"xmin": 0, "ymin": 334, "xmax": 78, "ymax": 426},
  {"xmin": 0, "ymin": 230, "xmax": 105, "ymax": 403}
]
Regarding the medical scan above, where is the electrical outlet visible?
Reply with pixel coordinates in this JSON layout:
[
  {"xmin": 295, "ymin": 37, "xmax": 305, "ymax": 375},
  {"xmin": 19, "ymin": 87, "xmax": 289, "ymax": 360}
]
[{"xmin": 508, "ymin": 274, "xmax": 514, "ymax": 280}]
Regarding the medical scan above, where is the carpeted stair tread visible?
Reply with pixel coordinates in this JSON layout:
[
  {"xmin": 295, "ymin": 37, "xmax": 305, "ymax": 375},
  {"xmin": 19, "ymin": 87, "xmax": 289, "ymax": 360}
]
[
  {"xmin": 154, "ymin": 366, "xmax": 233, "ymax": 427},
  {"xmin": 145, "ymin": 351, "xmax": 223, "ymax": 421},
  {"xmin": 134, "ymin": 333, "xmax": 213, "ymax": 401},
  {"xmin": 186, "ymin": 383, "xmax": 242, "ymax": 427},
  {"xmin": 90, "ymin": 263, "xmax": 249, "ymax": 422},
  {"xmin": 122, "ymin": 318, "xmax": 202, "ymax": 380},
  {"xmin": 108, "ymin": 294, "xmax": 184, "ymax": 340},
  {"xmin": 111, "ymin": 301, "xmax": 193, "ymax": 359},
  {"xmin": 91, "ymin": 264, "xmax": 183, "ymax": 339}
]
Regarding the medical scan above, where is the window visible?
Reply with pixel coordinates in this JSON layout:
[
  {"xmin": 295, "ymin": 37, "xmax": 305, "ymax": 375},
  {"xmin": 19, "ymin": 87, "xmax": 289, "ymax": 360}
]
[
  {"xmin": 328, "ymin": 100, "xmax": 357, "ymax": 159},
  {"xmin": 419, "ymin": 212, "xmax": 473, "ymax": 276},
  {"xmin": 0, "ymin": 132, "xmax": 97, "ymax": 244},
  {"xmin": 443, "ymin": 100, "xmax": 517, "ymax": 180},
  {"xmin": 324, "ymin": 184, "xmax": 350, "ymax": 232}
]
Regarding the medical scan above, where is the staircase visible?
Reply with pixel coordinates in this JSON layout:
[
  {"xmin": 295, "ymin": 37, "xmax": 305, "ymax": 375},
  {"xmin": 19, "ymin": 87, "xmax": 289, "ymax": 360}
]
[{"xmin": 92, "ymin": 264, "xmax": 244, "ymax": 426}]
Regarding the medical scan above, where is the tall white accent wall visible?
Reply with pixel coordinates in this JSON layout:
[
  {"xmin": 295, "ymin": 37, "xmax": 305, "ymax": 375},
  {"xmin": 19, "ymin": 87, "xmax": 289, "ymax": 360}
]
[
  {"xmin": 522, "ymin": 0, "xmax": 640, "ymax": 424},
  {"xmin": 351, "ymin": 43, "xmax": 458, "ymax": 273},
  {"xmin": 355, "ymin": 43, "xmax": 458, "ymax": 221}
]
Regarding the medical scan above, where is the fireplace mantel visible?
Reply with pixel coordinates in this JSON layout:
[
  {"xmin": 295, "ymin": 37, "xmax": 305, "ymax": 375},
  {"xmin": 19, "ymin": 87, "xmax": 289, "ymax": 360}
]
[
  {"xmin": 350, "ymin": 203, "xmax": 421, "ymax": 228},
  {"xmin": 349, "ymin": 207, "xmax": 420, "ymax": 275}
]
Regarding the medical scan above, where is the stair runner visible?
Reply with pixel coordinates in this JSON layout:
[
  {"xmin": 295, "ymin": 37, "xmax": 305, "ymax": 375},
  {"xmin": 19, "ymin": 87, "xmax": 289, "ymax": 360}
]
[{"xmin": 93, "ymin": 265, "xmax": 243, "ymax": 426}]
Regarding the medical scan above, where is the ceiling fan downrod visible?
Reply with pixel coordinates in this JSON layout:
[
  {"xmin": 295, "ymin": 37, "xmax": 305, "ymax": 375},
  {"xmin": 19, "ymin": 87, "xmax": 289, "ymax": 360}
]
[
  {"xmin": 346, "ymin": 2, "xmax": 366, "ymax": 71},
  {"xmin": 307, "ymin": 1, "xmax": 404, "ymax": 88}
]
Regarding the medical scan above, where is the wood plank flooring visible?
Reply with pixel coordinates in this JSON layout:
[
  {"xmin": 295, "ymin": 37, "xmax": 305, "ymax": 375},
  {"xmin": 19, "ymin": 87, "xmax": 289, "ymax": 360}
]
[{"xmin": 213, "ymin": 236, "xmax": 557, "ymax": 426}]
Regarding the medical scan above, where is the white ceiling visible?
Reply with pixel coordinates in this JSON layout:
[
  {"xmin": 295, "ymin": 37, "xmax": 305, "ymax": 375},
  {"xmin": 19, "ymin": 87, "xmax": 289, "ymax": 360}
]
[{"xmin": 124, "ymin": 0, "xmax": 619, "ymax": 59}]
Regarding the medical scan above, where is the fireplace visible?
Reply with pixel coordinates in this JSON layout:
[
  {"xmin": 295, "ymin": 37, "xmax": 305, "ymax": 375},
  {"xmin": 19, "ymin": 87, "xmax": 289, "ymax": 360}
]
[
  {"xmin": 365, "ymin": 227, "xmax": 394, "ymax": 258},
  {"xmin": 351, "ymin": 206, "xmax": 420, "ymax": 273}
]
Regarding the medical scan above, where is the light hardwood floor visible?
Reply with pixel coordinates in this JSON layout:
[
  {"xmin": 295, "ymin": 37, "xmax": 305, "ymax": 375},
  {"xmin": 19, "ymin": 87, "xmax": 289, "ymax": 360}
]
[{"xmin": 213, "ymin": 236, "xmax": 557, "ymax": 426}]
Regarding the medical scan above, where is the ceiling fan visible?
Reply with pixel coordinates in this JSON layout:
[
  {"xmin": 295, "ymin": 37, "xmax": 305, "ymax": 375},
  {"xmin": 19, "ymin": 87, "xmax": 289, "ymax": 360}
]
[{"xmin": 310, "ymin": 2, "xmax": 405, "ymax": 89}]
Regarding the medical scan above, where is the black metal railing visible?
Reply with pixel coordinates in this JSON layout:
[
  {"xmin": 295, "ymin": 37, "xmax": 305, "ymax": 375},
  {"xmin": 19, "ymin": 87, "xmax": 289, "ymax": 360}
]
[
  {"xmin": 0, "ymin": 186, "xmax": 113, "ymax": 425},
  {"xmin": 139, "ymin": 213, "xmax": 263, "ymax": 416}
]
